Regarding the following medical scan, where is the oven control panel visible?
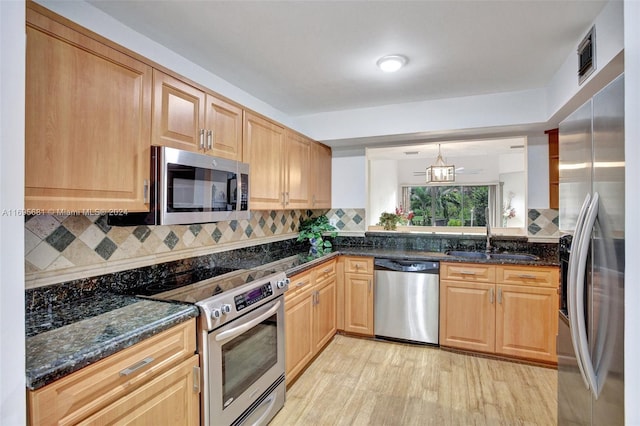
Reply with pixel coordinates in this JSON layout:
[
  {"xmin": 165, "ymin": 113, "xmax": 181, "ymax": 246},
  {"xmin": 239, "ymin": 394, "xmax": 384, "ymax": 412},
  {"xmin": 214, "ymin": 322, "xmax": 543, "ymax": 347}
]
[{"xmin": 234, "ymin": 283, "xmax": 274, "ymax": 311}]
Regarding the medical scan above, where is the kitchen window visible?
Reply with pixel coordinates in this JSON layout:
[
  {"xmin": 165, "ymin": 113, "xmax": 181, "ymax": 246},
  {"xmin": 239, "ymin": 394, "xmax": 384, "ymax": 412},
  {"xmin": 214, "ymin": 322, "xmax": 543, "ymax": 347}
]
[{"xmin": 400, "ymin": 184, "xmax": 499, "ymax": 227}]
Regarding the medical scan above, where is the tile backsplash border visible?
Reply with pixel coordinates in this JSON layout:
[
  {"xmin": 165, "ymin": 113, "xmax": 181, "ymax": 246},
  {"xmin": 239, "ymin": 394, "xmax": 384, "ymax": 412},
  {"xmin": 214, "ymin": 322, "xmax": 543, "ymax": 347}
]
[
  {"xmin": 24, "ymin": 207, "xmax": 555, "ymax": 289},
  {"xmin": 25, "ymin": 209, "xmax": 329, "ymax": 289}
]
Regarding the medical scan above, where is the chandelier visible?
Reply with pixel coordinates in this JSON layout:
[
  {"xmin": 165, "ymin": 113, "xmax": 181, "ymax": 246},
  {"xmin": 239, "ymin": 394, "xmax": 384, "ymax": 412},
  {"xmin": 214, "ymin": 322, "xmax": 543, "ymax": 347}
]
[{"xmin": 426, "ymin": 144, "xmax": 455, "ymax": 183}]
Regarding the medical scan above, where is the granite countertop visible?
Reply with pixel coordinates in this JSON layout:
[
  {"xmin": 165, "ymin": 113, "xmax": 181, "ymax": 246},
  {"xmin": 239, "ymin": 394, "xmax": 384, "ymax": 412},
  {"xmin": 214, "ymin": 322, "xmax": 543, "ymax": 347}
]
[
  {"xmin": 25, "ymin": 238, "xmax": 556, "ymax": 391},
  {"xmin": 25, "ymin": 294, "xmax": 198, "ymax": 390},
  {"xmin": 336, "ymin": 248, "xmax": 559, "ymax": 266}
]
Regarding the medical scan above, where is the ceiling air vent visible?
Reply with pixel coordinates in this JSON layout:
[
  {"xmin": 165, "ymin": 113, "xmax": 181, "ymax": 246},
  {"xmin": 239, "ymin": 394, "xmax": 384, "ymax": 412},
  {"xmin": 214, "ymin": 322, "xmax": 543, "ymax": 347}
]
[{"xmin": 578, "ymin": 26, "xmax": 596, "ymax": 85}]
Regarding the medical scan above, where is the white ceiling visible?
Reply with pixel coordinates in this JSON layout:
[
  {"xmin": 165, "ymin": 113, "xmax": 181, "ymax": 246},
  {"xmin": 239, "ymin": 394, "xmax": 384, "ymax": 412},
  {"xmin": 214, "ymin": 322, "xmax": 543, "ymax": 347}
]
[{"xmin": 87, "ymin": 0, "xmax": 607, "ymax": 118}]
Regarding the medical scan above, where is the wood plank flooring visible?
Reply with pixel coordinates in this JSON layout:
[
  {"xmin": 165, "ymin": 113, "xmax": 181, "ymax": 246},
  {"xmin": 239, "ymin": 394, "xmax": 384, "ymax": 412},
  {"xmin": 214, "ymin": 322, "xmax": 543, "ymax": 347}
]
[{"xmin": 271, "ymin": 335, "xmax": 557, "ymax": 426}]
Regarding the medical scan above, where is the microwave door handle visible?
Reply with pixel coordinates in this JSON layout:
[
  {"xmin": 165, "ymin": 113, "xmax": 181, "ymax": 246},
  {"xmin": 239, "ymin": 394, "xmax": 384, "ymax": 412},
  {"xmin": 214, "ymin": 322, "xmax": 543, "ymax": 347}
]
[
  {"xmin": 575, "ymin": 192, "xmax": 600, "ymax": 397},
  {"xmin": 568, "ymin": 193, "xmax": 591, "ymax": 390},
  {"xmin": 214, "ymin": 300, "xmax": 281, "ymax": 343}
]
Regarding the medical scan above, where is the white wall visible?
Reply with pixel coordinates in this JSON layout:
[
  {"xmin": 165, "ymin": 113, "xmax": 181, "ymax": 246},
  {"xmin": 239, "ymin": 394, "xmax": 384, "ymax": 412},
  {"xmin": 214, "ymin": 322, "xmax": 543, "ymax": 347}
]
[
  {"xmin": 331, "ymin": 156, "xmax": 366, "ymax": 208},
  {"xmin": 0, "ymin": 1, "xmax": 26, "ymax": 424},
  {"xmin": 294, "ymin": 88, "xmax": 547, "ymax": 142},
  {"xmin": 367, "ymin": 159, "xmax": 399, "ymax": 226},
  {"xmin": 547, "ymin": 0, "xmax": 624, "ymax": 120},
  {"xmin": 624, "ymin": 0, "xmax": 640, "ymax": 423},
  {"xmin": 527, "ymin": 134, "xmax": 550, "ymax": 209}
]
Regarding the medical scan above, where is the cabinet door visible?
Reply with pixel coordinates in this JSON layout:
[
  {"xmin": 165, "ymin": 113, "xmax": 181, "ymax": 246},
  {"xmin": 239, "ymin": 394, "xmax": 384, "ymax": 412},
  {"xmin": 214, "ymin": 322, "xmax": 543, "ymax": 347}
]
[
  {"xmin": 439, "ymin": 280, "xmax": 495, "ymax": 353},
  {"xmin": 284, "ymin": 131, "xmax": 311, "ymax": 209},
  {"xmin": 244, "ymin": 112, "xmax": 286, "ymax": 210},
  {"xmin": 77, "ymin": 355, "xmax": 200, "ymax": 426},
  {"xmin": 310, "ymin": 142, "xmax": 332, "ymax": 208},
  {"xmin": 25, "ymin": 10, "xmax": 151, "ymax": 212},
  {"xmin": 284, "ymin": 292, "xmax": 314, "ymax": 385},
  {"xmin": 152, "ymin": 70, "xmax": 205, "ymax": 152},
  {"xmin": 343, "ymin": 273, "xmax": 374, "ymax": 336},
  {"xmin": 205, "ymin": 94, "xmax": 243, "ymax": 161},
  {"xmin": 314, "ymin": 278, "xmax": 336, "ymax": 352},
  {"xmin": 495, "ymin": 284, "xmax": 558, "ymax": 363}
]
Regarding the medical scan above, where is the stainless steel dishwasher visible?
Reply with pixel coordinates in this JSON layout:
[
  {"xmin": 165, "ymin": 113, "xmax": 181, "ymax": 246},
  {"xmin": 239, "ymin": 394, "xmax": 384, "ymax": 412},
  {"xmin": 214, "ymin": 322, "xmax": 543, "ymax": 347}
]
[{"xmin": 374, "ymin": 258, "xmax": 439, "ymax": 345}]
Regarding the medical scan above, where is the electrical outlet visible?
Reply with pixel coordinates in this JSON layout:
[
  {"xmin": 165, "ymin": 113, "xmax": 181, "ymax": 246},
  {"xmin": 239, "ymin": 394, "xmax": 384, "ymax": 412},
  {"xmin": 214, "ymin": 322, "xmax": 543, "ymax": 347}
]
[{"xmin": 329, "ymin": 217, "xmax": 338, "ymax": 227}]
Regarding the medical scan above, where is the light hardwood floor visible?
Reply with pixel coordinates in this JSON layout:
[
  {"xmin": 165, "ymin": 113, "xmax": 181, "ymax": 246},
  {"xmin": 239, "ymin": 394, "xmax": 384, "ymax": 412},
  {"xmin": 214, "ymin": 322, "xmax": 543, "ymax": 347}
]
[{"xmin": 271, "ymin": 335, "xmax": 557, "ymax": 426}]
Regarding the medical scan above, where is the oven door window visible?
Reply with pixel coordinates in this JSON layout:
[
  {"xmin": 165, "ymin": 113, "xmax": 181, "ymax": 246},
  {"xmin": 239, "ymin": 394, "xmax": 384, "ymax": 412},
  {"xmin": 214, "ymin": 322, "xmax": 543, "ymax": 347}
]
[
  {"xmin": 166, "ymin": 163, "xmax": 238, "ymax": 212},
  {"xmin": 221, "ymin": 313, "xmax": 278, "ymax": 408}
]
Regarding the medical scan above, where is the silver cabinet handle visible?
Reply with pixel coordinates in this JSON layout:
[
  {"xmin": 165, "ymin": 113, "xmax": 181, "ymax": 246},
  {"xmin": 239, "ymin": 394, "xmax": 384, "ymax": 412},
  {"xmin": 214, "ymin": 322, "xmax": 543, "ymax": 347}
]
[
  {"xmin": 295, "ymin": 281, "xmax": 308, "ymax": 288},
  {"xmin": 143, "ymin": 179, "xmax": 149, "ymax": 203},
  {"xmin": 460, "ymin": 271, "xmax": 477, "ymax": 276},
  {"xmin": 192, "ymin": 365, "xmax": 201, "ymax": 393},
  {"xmin": 497, "ymin": 288, "xmax": 503, "ymax": 304},
  {"xmin": 120, "ymin": 356, "xmax": 154, "ymax": 376},
  {"xmin": 282, "ymin": 192, "xmax": 286, "ymax": 207},
  {"xmin": 517, "ymin": 274, "xmax": 537, "ymax": 279},
  {"xmin": 207, "ymin": 129, "xmax": 213, "ymax": 150},
  {"xmin": 284, "ymin": 192, "xmax": 289, "ymax": 206},
  {"xmin": 199, "ymin": 128, "xmax": 205, "ymax": 149},
  {"xmin": 489, "ymin": 288, "xmax": 494, "ymax": 304}
]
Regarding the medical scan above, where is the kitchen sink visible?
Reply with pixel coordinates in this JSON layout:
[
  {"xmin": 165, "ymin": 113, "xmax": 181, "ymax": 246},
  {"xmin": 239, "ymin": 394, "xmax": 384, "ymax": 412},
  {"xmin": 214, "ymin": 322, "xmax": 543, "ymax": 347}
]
[
  {"xmin": 488, "ymin": 253, "xmax": 539, "ymax": 261},
  {"xmin": 446, "ymin": 251, "xmax": 489, "ymax": 259},
  {"xmin": 445, "ymin": 251, "xmax": 539, "ymax": 261}
]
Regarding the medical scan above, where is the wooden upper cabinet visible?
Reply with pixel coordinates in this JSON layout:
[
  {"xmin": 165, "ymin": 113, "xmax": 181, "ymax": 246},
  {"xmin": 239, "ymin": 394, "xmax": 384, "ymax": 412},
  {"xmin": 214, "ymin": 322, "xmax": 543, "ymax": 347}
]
[
  {"xmin": 310, "ymin": 142, "xmax": 332, "ymax": 209},
  {"xmin": 546, "ymin": 128, "xmax": 559, "ymax": 210},
  {"xmin": 285, "ymin": 131, "xmax": 311, "ymax": 209},
  {"xmin": 25, "ymin": 7, "xmax": 151, "ymax": 212},
  {"xmin": 152, "ymin": 70, "xmax": 243, "ymax": 161},
  {"xmin": 152, "ymin": 70, "xmax": 205, "ymax": 152},
  {"xmin": 204, "ymin": 94, "xmax": 243, "ymax": 161},
  {"xmin": 244, "ymin": 112, "xmax": 286, "ymax": 210}
]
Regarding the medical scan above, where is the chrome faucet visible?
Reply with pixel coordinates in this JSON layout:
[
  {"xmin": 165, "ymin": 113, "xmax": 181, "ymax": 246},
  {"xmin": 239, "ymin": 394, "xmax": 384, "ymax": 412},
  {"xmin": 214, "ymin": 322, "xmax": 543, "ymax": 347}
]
[{"xmin": 485, "ymin": 207, "xmax": 492, "ymax": 252}]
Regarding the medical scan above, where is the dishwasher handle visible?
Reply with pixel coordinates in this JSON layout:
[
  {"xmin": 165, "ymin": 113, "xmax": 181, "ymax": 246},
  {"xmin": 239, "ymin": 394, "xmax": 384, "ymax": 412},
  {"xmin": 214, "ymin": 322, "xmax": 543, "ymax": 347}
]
[{"xmin": 374, "ymin": 258, "xmax": 439, "ymax": 273}]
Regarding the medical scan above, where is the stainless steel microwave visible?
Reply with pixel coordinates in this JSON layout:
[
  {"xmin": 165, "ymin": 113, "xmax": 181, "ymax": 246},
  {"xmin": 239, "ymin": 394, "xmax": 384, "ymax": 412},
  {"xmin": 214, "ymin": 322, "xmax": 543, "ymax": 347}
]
[{"xmin": 109, "ymin": 146, "xmax": 249, "ymax": 226}]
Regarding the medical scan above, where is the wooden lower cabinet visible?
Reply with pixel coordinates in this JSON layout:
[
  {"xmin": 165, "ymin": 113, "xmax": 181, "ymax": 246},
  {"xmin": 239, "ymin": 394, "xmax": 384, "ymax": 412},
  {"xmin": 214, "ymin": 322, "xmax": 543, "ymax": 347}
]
[
  {"xmin": 77, "ymin": 355, "xmax": 200, "ymax": 426},
  {"xmin": 284, "ymin": 260, "xmax": 336, "ymax": 385},
  {"xmin": 440, "ymin": 262, "xmax": 559, "ymax": 363},
  {"xmin": 314, "ymin": 277, "xmax": 337, "ymax": 351},
  {"xmin": 284, "ymin": 271, "xmax": 315, "ymax": 385},
  {"xmin": 496, "ymin": 284, "xmax": 558, "ymax": 362},
  {"xmin": 27, "ymin": 319, "xmax": 198, "ymax": 426},
  {"xmin": 439, "ymin": 280, "xmax": 495, "ymax": 353},
  {"xmin": 342, "ymin": 257, "xmax": 374, "ymax": 336}
]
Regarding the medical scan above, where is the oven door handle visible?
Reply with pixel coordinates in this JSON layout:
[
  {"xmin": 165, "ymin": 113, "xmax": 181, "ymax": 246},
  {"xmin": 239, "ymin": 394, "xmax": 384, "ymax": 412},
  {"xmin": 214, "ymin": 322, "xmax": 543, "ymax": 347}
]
[{"xmin": 214, "ymin": 300, "xmax": 281, "ymax": 343}]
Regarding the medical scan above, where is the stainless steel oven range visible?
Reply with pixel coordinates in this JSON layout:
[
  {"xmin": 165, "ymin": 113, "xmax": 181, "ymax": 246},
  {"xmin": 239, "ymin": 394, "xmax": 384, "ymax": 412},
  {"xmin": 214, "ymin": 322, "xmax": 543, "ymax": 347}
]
[{"xmin": 145, "ymin": 264, "xmax": 291, "ymax": 425}]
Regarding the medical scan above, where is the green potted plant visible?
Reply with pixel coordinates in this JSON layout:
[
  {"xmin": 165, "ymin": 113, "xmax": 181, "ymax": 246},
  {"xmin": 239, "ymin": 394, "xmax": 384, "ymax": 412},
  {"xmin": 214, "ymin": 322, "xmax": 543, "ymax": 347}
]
[{"xmin": 297, "ymin": 215, "xmax": 337, "ymax": 256}]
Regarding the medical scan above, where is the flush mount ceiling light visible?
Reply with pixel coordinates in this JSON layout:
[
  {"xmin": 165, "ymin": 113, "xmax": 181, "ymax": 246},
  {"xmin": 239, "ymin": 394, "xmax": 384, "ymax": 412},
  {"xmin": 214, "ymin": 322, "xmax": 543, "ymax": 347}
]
[
  {"xmin": 376, "ymin": 55, "xmax": 408, "ymax": 72},
  {"xmin": 426, "ymin": 144, "xmax": 455, "ymax": 183}
]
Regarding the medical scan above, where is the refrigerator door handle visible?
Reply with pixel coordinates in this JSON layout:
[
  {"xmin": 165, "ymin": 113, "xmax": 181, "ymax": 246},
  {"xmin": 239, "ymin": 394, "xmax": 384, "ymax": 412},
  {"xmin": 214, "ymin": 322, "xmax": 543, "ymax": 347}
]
[
  {"xmin": 575, "ymin": 192, "xmax": 601, "ymax": 398},
  {"xmin": 567, "ymin": 193, "xmax": 591, "ymax": 389}
]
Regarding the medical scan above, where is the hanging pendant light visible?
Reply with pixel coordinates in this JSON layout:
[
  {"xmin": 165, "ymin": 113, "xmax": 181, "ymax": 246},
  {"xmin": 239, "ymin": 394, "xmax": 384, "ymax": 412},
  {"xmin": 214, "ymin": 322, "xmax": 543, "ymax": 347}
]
[{"xmin": 426, "ymin": 144, "xmax": 455, "ymax": 183}]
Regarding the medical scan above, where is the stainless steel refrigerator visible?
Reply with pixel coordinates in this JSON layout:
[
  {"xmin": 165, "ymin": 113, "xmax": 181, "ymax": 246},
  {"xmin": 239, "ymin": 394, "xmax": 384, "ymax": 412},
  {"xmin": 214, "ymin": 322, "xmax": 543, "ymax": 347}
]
[{"xmin": 557, "ymin": 74, "xmax": 625, "ymax": 425}]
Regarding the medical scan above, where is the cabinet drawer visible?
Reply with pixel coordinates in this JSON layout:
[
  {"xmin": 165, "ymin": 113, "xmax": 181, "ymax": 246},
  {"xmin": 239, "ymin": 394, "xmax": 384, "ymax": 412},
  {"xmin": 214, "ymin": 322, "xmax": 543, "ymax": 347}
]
[
  {"xmin": 314, "ymin": 259, "xmax": 337, "ymax": 282},
  {"xmin": 441, "ymin": 262, "xmax": 495, "ymax": 283},
  {"xmin": 344, "ymin": 257, "xmax": 373, "ymax": 274},
  {"xmin": 27, "ymin": 319, "xmax": 196, "ymax": 426},
  {"xmin": 285, "ymin": 271, "xmax": 314, "ymax": 306},
  {"xmin": 496, "ymin": 265, "xmax": 559, "ymax": 287}
]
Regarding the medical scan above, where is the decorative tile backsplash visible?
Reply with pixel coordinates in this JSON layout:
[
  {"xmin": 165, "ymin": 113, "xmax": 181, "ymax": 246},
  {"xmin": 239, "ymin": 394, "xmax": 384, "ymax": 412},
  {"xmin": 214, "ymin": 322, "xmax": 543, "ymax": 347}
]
[
  {"xmin": 527, "ymin": 209, "xmax": 559, "ymax": 237},
  {"xmin": 325, "ymin": 208, "xmax": 366, "ymax": 232},
  {"xmin": 25, "ymin": 210, "xmax": 326, "ymax": 280}
]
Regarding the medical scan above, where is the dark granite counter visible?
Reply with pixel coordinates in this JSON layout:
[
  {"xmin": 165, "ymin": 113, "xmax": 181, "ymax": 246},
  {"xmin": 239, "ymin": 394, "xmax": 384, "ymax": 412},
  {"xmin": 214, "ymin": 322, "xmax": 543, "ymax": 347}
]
[
  {"xmin": 25, "ymin": 296, "xmax": 198, "ymax": 390},
  {"xmin": 25, "ymin": 233, "xmax": 557, "ymax": 390}
]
